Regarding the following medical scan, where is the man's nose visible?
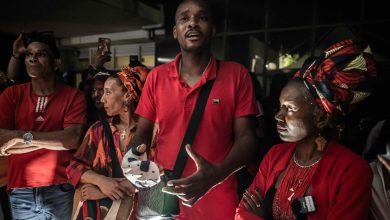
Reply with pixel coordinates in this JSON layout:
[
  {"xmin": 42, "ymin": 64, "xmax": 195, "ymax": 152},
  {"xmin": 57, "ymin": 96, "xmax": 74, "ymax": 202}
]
[
  {"xmin": 188, "ymin": 16, "xmax": 199, "ymax": 27},
  {"xmin": 28, "ymin": 55, "xmax": 38, "ymax": 62}
]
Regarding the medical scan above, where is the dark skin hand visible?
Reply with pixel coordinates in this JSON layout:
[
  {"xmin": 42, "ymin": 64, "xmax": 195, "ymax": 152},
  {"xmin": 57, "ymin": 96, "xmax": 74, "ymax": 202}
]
[
  {"xmin": 242, "ymin": 187, "xmax": 265, "ymax": 217},
  {"xmin": 162, "ymin": 144, "xmax": 224, "ymax": 207},
  {"xmin": 91, "ymin": 48, "xmax": 111, "ymax": 69}
]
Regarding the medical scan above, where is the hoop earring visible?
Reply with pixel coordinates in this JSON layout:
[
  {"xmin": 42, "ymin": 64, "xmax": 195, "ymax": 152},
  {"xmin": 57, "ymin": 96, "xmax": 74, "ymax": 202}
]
[{"xmin": 315, "ymin": 133, "xmax": 327, "ymax": 151}]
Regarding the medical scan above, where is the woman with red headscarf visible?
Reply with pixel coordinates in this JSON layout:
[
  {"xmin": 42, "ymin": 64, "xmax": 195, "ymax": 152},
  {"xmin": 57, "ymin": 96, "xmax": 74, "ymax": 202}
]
[
  {"xmin": 67, "ymin": 66, "xmax": 149, "ymax": 220},
  {"xmin": 235, "ymin": 40, "xmax": 376, "ymax": 220}
]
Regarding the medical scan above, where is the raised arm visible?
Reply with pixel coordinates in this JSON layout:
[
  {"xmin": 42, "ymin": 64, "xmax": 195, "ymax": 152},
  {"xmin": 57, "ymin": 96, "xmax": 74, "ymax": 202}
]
[{"xmin": 7, "ymin": 34, "xmax": 25, "ymax": 82}]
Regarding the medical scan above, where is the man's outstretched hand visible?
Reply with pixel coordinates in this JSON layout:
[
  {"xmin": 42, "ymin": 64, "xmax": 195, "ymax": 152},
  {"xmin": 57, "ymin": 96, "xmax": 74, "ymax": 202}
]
[
  {"xmin": 378, "ymin": 155, "xmax": 390, "ymax": 172},
  {"xmin": 162, "ymin": 144, "xmax": 224, "ymax": 207}
]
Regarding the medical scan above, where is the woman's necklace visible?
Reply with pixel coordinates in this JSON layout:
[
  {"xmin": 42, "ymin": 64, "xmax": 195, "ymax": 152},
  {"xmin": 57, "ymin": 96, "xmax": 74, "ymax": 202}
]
[
  {"xmin": 117, "ymin": 120, "xmax": 136, "ymax": 140},
  {"xmin": 119, "ymin": 128, "xmax": 129, "ymax": 140},
  {"xmin": 293, "ymin": 152, "xmax": 322, "ymax": 168},
  {"xmin": 273, "ymin": 154, "xmax": 320, "ymax": 219}
]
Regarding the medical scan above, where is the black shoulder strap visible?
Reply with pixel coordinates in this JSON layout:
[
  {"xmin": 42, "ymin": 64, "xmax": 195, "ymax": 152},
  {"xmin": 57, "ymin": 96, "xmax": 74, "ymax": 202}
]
[
  {"xmin": 102, "ymin": 119, "xmax": 124, "ymax": 178},
  {"xmin": 170, "ymin": 60, "xmax": 219, "ymax": 179}
]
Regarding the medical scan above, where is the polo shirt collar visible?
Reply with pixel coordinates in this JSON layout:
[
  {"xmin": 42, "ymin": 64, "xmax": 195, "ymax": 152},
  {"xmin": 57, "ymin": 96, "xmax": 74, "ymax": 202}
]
[{"xmin": 170, "ymin": 53, "xmax": 218, "ymax": 81}]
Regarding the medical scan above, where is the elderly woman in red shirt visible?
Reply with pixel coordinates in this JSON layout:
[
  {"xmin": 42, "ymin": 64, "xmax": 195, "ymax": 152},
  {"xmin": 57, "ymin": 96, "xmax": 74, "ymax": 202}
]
[{"xmin": 236, "ymin": 40, "xmax": 376, "ymax": 220}]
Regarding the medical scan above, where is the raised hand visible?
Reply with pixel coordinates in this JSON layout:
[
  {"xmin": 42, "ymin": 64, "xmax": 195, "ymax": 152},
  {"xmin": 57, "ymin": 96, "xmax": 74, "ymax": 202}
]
[
  {"xmin": 242, "ymin": 187, "xmax": 265, "ymax": 217},
  {"xmin": 13, "ymin": 34, "xmax": 26, "ymax": 58},
  {"xmin": 91, "ymin": 48, "xmax": 111, "ymax": 69},
  {"xmin": 162, "ymin": 144, "xmax": 223, "ymax": 207}
]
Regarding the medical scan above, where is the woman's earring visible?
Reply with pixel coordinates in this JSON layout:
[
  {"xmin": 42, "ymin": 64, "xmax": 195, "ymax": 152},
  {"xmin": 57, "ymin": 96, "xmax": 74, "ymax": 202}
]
[
  {"xmin": 315, "ymin": 134, "xmax": 327, "ymax": 151},
  {"xmin": 124, "ymin": 105, "xmax": 128, "ymax": 112}
]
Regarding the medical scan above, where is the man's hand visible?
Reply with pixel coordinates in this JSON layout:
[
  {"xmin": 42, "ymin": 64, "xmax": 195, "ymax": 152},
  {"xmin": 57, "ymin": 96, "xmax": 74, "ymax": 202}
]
[
  {"xmin": 132, "ymin": 144, "xmax": 148, "ymax": 161},
  {"xmin": 242, "ymin": 187, "xmax": 265, "ymax": 217},
  {"xmin": 91, "ymin": 49, "xmax": 111, "ymax": 70},
  {"xmin": 4, "ymin": 145, "xmax": 40, "ymax": 155},
  {"xmin": 13, "ymin": 34, "xmax": 26, "ymax": 58},
  {"xmin": 162, "ymin": 144, "xmax": 223, "ymax": 207},
  {"xmin": 1, "ymin": 138, "xmax": 40, "ymax": 156},
  {"xmin": 378, "ymin": 155, "xmax": 390, "ymax": 172},
  {"xmin": 81, "ymin": 184, "xmax": 106, "ymax": 201}
]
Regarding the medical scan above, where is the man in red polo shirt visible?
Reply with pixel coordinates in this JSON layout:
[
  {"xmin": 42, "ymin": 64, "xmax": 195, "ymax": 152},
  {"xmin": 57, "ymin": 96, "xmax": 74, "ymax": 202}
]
[
  {"xmin": 127, "ymin": 0, "xmax": 260, "ymax": 219},
  {"xmin": 0, "ymin": 32, "xmax": 86, "ymax": 220}
]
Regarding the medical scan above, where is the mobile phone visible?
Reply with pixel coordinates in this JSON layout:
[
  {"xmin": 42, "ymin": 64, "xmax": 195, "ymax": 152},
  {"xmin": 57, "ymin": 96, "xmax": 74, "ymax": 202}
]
[{"xmin": 98, "ymin": 37, "xmax": 111, "ymax": 55}]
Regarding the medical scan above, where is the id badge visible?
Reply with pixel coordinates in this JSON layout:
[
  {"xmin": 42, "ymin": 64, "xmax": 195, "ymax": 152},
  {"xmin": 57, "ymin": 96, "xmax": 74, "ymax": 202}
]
[{"xmin": 292, "ymin": 195, "xmax": 317, "ymax": 215}]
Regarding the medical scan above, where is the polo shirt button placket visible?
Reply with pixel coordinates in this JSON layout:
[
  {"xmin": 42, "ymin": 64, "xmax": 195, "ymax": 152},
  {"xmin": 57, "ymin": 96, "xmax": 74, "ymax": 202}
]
[{"xmin": 184, "ymin": 93, "xmax": 193, "ymax": 113}]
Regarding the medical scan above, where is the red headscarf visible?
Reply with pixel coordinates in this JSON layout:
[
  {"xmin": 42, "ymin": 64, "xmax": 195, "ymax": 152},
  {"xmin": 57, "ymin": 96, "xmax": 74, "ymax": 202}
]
[
  {"xmin": 294, "ymin": 39, "xmax": 376, "ymax": 120},
  {"xmin": 117, "ymin": 66, "xmax": 149, "ymax": 103}
]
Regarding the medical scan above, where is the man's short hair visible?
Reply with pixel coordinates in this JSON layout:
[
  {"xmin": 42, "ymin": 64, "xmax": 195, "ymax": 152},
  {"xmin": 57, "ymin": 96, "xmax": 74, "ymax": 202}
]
[
  {"xmin": 174, "ymin": 0, "xmax": 214, "ymax": 24},
  {"xmin": 23, "ymin": 31, "xmax": 60, "ymax": 58}
]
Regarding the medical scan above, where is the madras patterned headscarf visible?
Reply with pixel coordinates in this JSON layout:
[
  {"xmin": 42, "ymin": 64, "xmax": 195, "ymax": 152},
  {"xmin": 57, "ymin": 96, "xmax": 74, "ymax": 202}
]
[
  {"xmin": 117, "ymin": 66, "xmax": 149, "ymax": 103},
  {"xmin": 293, "ymin": 39, "xmax": 377, "ymax": 123}
]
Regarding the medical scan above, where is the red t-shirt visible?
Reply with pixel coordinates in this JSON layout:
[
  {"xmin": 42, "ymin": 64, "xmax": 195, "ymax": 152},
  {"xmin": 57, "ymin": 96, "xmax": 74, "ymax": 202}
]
[
  {"xmin": 136, "ymin": 54, "xmax": 259, "ymax": 219},
  {"xmin": 0, "ymin": 83, "xmax": 86, "ymax": 189}
]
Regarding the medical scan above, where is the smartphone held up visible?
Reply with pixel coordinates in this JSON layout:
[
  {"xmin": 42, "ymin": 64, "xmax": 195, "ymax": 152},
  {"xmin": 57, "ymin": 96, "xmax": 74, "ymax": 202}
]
[{"xmin": 98, "ymin": 37, "xmax": 111, "ymax": 55}]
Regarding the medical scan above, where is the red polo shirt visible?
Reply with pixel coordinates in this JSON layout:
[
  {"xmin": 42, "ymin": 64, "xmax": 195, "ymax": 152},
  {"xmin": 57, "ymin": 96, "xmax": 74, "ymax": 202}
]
[
  {"xmin": 136, "ymin": 54, "xmax": 258, "ymax": 219},
  {"xmin": 0, "ymin": 83, "xmax": 86, "ymax": 189}
]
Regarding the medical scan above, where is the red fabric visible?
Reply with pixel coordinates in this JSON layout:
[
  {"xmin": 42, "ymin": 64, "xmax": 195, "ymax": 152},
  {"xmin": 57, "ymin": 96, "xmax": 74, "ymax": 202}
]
[
  {"xmin": 117, "ymin": 66, "xmax": 149, "ymax": 103},
  {"xmin": 0, "ymin": 157, "xmax": 7, "ymax": 187},
  {"xmin": 272, "ymin": 158, "xmax": 319, "ymax": 219},
  {"xmin": 67, "ymin": 119, "xmax": 134, "ymax": 188},
  {"xmin": 235, "ymin": 140, "xmax": 373, "ymax": 220},
  {"xmin": 136, "ymin": 54, "xmax": 258, "ymax": 219},
  {"xmin": 293, "ymin": 39, "xmax": 376, "ymax": 117},
  {"xmin": 67, "ymin": 119, "xmax": 136, "ymax": 219},
  {"xmin": 0, "ymin": 83, "xmax": 86, "ymax": 189}
]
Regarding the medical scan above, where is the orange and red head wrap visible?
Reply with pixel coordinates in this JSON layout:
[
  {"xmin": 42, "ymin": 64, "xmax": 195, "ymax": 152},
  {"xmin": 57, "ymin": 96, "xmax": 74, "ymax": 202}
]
[{"xmin": 117, "ymin": 66, "xmax": 149, "ymax": 103}]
